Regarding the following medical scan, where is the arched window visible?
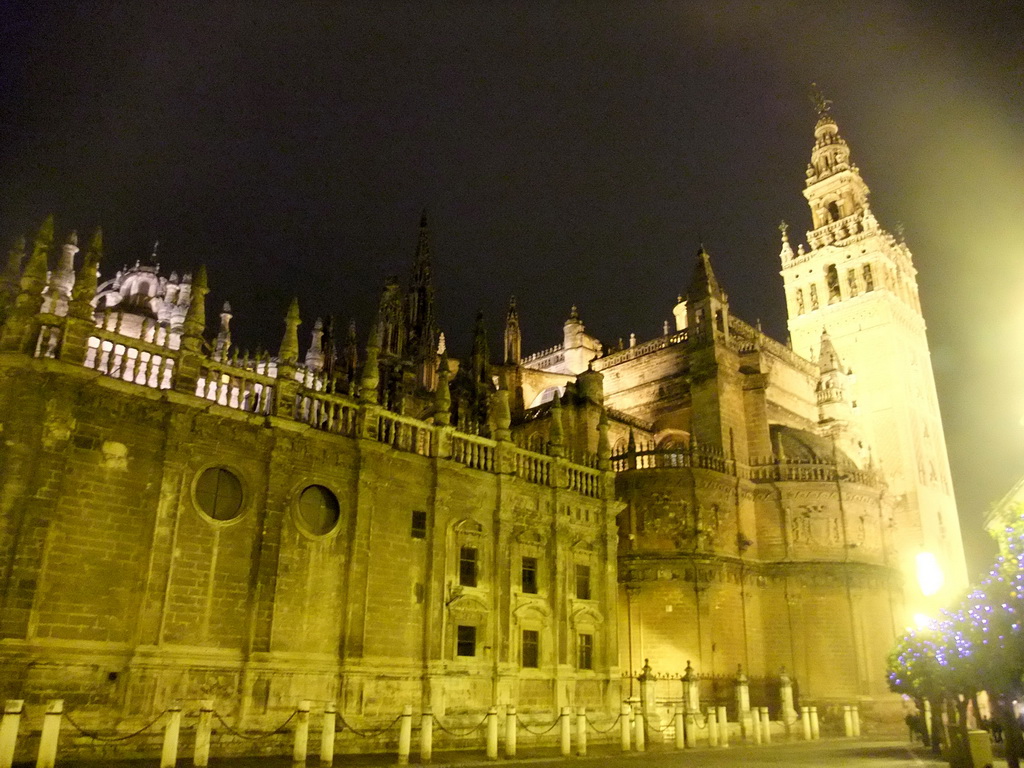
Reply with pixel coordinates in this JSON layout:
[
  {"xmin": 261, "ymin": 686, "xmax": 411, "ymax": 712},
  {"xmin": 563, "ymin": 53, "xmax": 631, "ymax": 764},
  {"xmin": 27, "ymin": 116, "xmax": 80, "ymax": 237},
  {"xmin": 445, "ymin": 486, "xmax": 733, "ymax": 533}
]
[
  {"xmin": 825, "ymin": 265, "xmax": 841, "ymax": 302},
  {"xmin": 827, "ymin": 201, "xmax": 842, "ymax": 222}
]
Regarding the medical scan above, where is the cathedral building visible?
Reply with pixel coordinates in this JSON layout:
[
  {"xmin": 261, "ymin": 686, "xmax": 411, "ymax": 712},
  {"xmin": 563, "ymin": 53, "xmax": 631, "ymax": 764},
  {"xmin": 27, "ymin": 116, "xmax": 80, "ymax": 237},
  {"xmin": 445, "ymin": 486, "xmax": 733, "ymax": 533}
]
[{"xmin": 0, "ymin": 104, "xmax": 965, "ymax": 742}]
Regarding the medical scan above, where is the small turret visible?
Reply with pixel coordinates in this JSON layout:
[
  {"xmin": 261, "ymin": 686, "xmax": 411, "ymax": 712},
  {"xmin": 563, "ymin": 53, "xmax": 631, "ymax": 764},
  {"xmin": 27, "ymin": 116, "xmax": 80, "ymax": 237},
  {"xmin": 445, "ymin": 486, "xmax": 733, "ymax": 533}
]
[
  {"xmin": 279, "ymin": 298, "xmax": 301, "ymax": 367},
  {"xmin": 360, "ymin": 323, "xmax": 381, "ymax": 404},
  {"xmin": 816, "ymin": 328, "xmax": 853, "ymax": 427},
  {"xmin": 47, "ymin": 230, "xmax": 79, "ymax": 314},
  {"xmin": 214, "ymin": 302, "xmax": 233, "ymax": 361},
  {"xmin": 181, "ymin": 266, "xmax": 208, "ymax": 353},
  {"xmin": 548, "ymin": 389, "xmax": 564, "ymax": 457},
  {"xmin": 686, "ymin": 246, "xmax": 729, "ymax": 345},
  {"xmin": 305, "ymin": 317, "xmax": 325, "ymax": 372}
]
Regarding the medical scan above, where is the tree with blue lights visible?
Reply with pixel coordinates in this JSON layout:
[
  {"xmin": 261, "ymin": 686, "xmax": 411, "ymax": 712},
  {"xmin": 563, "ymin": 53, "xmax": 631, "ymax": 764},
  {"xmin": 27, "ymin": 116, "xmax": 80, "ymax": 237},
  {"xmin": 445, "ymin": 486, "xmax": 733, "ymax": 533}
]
[
  {"xmin": 889, "ymin": 512, "xmax": 1024, "ymax": 766},
  {"xmin": 942, "ymin": 515, "xmax": 1024, "ymax": 767},
  {"xmin": 886, "ymin": 629, "xmax": 946, "ymax": 752}
]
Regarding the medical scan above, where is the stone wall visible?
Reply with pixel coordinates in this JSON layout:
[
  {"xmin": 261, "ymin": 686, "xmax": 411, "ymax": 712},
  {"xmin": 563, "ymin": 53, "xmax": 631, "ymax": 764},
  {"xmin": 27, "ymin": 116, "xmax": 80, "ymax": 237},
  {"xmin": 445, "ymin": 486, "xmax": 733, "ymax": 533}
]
[{"xmin": 0, "ymin": 353, "xmax": 623, "ymax": 733}]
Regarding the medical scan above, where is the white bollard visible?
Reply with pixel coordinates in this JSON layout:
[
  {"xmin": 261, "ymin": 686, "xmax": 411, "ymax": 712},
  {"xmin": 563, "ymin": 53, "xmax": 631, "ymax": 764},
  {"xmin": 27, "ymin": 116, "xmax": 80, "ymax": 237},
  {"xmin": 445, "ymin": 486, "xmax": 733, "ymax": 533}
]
[
  {"xmin": 0, "ymin": 700, "xmax": 24, "ymax": 768},
  {"xmin": 486, "ymin": 707, "xmax": 498, "ymax": 761},
  {"xmin": 160, "ymin": 704, "xmax": 181, "ymax": 768},
  {"xmin": 760, "ymin": 707, "xmax": 772, "ymax": 744},
  {"xmin": 420, "ymin": 709, "xmax": 433, "ymax": 764},
  {"xmin": 36, "ymin": 700, "xmax": 63, "ymax": 768},
  {"xmin": 717, "ymin": 705, "xmax": 729, "ymax": 747},
  {"xmin": 194, "ymin": 700, "xmax": 213, "ymax": 768},
  {"xmin": 685, "ymin": 710, "xmax": 697, "ymax": 748},
  {"xmin": 634, "ymin": 711, "xmax": 645, "ymax": 752},
  {"xmin": 620, "ymin": 703, "xmax": 631, "ymax": 752},
  {"xmin": 810, "ymin": 706, "xmax": 820, "ymax": 740},
  {"xmin": 708, "ymin": 707, "xmax": 719, "ymax": 747},
  {"xmin": 398, "ymin": 705, "xmax": 413, "ymax": 765},
  {"xmin": 673, "ymin": 708, "xmax": 685, "ymax": 750},
  {"xmin": 852, "ymin": 705, "xmax": 861, "ymax": 737},
  {"xmin": 321, "ymin": 702, "xmax": 336, "ymax": 767},
  {"xmin": 294, "ymin": 700, "xmax": 311, "ymax": 763},
  {"xmin": 559, "ymin": 707, "xmax": 571, "ymax": 757},
  {"xmin": 843, "ymin": 704, "xmax": 853, "ymax": 737},
  {"xmin": 751, "ymin": 704, "xmax": 762, "ymax": 745},
  {"xmin": 504, "ymin": 705, "xmax": 516, "ymax": 759},
  {"xmin": 576, "ymin": 707, "xmax": 587, "ymax": 756},
  {"xmin": 801, "ymin": 705, "xmax": 812, "ymax": 740}
]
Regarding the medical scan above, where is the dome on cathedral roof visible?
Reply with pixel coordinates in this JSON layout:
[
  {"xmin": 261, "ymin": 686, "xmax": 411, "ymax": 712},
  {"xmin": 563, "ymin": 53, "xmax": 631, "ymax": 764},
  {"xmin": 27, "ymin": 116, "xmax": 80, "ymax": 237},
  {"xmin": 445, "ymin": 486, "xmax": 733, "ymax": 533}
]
[{"xmin": 769, "ymin": 424, "xmax": 856, "ymax": 467}]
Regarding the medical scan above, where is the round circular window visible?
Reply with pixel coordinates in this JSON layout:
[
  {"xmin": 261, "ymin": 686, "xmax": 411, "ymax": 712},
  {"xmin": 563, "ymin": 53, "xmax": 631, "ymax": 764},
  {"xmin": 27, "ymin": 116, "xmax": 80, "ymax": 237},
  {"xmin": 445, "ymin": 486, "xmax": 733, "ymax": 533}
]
[
  {"xmin": 194, "ymin": 467, "xmax": 243, "ymax": 521},
  {"xmin": 298, "ymin": 485, "xmax": 340, "ymax": 536}
]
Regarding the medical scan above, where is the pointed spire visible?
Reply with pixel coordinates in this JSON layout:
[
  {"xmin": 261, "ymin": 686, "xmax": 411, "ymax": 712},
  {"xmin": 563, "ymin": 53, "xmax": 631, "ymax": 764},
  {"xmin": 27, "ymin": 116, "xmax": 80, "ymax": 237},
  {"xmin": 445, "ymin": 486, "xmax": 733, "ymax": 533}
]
[
  {"xmin": 69, "ymin": 228, "xmax": 102, "ymax": 320},
  {"xmin": 21, "ymin": 216, "xmax": 54, "ymax": 295},
  {"xmin": 470, "ymin": 309, "xmax": 490, "ymax": 384},
  {"xmin": 279, "ymin": 297, "xmax": 301, "ymax": 366},
  {"xmin": 504, "ymin": 295, "xmax": 521, "ymax": 365},
  {"xmin": 687, "ymin": 245, "xmax": 724, "ymax": 302},
  {"xmin": 341, "ymin": 319, "xmax": 359, "ymax": 385},
  {"xmin": 817, "ymin": 328, "xmax": 843, "ymax": 373}
]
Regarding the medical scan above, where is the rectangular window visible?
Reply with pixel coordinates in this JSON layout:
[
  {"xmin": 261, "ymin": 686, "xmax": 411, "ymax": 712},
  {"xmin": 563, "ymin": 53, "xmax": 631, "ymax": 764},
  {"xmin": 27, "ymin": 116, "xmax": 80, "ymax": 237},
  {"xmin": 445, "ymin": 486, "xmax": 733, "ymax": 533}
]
[
  {"xmin": 459, "ymin": 546, "xmax": 478, "ymax": 587},
  {"xmin": 411, "ymin": 510, "xmax": 428, "ymax": 539},
  {"xmin": 456, "ymin": 625, "xmax": 476, "ymax": 657},
  {"xmin": 847, "ymin": 268, "xmax": 858, "ymax": 297},
  {"xmin": 863, "ymin": 264, "xmax": 874, "ymax": 292},
  {"xmin": 522, "ymin": 629, "xmax": 539, "ymax": 668},
  {"xmin": 575, "ymin": 564, "xmax": 591, "ymax": 600},
  {"xmin": 578, "ymin": 633, "xmax": 594, "ymax": 670},
  {"xmin": 809, "ymin": 283, "xmax": 820, "ymax": 310},
  {"xmin": 521, "ymin": 556, "xmax": 538, "ymax": 594}
]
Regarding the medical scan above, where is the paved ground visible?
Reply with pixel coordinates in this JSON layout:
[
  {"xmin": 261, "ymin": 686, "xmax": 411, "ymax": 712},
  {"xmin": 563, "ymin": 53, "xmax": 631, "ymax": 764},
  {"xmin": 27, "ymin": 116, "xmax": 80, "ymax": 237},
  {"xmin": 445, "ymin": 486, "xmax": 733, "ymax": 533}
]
[{"xmin": 43, "ymin": 739, "xmax": 1005, "ymax": 768}]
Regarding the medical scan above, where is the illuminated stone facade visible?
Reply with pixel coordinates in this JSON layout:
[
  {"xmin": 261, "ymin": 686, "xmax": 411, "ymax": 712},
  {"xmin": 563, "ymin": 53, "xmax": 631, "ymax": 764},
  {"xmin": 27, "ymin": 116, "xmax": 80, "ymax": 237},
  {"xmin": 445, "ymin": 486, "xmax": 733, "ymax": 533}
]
[
  {"xmin": 509, "ymin": 109, "xmax": 966, "ymax": 706},
  {"xmin": 0, "ymin": 224, "xmax": 623, "ymax": 734},
  {"xmin": 0, "ymin": 109, "xmax": 965, "ymax": 742}
]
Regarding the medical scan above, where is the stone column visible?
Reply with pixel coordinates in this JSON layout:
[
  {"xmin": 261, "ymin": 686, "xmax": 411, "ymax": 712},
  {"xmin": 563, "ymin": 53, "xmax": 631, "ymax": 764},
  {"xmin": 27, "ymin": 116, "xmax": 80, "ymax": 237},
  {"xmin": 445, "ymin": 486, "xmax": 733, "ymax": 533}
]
[
  {"xmin": 321, "ymin": 702, "xmax": 337, "ymax": 767},
  {"xmin": 160, "ymin": 704, "xmax": 181, "ymax": 768},
  {"xmin": 638, "ymin": 659, "xmax": 657, "ymax": 742},
  {"xmin": 293, "ymin": 700, "xmax": 310, "ymax": 763},
  {"xmin": 779, "ymin": 667, "xmax": 797, "ymax": 734},
  {"xmin": 734, "ymin": 665, "xmax": 752, "ymax": 740},
  {"xmin": 35, "ymin": 699, "xmax": 63, "ymax": 768},
  {"xmin": 504, "ymin": 705, "xmax": 516, "ymax": 758},
  {"xmin": 0, "ymin": 700, "xmax": 24, "ymax": 768},
  {"xmin": 683, "ymin": 660, "xmax": 701, "ymax": 713}
]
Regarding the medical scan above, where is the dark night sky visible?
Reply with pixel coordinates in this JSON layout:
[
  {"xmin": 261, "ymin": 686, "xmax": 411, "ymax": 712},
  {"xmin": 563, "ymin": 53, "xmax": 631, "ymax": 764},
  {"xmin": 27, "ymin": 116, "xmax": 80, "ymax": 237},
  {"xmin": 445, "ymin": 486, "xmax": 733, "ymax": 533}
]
[{"xmin": 2, "ymin": 2, "xmax": 1023, "ymax": 576}]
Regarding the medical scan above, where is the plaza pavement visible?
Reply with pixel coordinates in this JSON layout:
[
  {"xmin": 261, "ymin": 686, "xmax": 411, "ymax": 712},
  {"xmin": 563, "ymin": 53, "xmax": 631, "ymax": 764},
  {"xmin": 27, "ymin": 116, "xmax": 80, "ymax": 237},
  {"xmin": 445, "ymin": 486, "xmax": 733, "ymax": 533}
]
[{"xmin": 44, "ymin": 739, "xmax": 1005, "ymax": 768}]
